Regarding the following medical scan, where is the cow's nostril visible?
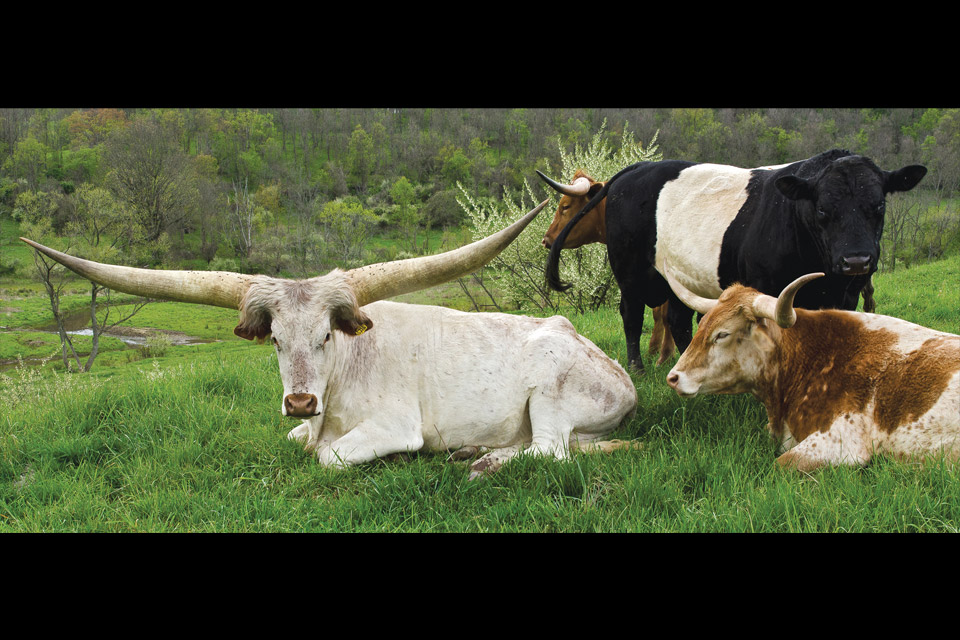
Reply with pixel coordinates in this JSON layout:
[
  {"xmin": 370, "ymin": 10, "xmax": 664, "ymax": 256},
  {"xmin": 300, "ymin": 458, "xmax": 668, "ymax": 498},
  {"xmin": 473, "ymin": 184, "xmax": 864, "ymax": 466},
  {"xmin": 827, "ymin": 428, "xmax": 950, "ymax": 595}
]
[
  {"xmin": 840, "ymin": 255, "xmax": 871, "ymax": 274},
  {"xmin": 666, "ymin": 373, "xmax": 679, "ymax": 387}
]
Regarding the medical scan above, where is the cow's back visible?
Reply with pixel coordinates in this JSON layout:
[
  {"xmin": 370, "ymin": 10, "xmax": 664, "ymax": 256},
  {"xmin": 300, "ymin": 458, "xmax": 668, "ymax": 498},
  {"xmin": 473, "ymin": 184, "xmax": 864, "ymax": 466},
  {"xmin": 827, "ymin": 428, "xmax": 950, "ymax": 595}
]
[{"xmin": 777, "ymin": 310, "xmax": 960, "ymax": 461}]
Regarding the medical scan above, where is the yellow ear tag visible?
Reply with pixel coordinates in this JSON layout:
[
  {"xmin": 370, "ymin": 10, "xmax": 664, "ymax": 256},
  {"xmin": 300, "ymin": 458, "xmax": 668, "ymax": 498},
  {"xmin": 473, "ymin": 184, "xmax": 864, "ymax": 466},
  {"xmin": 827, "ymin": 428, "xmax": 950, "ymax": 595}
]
[{"xmin": 355, "ymin": 324, "xmax": 368, "ymax": 336}]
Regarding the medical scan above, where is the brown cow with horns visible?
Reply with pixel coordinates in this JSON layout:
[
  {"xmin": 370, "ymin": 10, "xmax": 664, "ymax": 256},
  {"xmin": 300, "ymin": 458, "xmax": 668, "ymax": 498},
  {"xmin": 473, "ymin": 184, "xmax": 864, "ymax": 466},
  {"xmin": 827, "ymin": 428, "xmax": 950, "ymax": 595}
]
[
  {"xmin": 537, "ymin": 169, "xmax": 676, "ymax": 366},
  {"xmin": 665, "ymin": 270, "xmax": 959, "ymax": 471}
]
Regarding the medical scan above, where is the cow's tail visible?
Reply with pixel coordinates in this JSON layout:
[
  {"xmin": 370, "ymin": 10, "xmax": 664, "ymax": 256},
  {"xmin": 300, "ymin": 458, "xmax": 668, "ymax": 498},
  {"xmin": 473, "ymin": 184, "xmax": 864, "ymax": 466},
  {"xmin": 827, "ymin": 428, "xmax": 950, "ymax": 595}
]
[
  {"xmin": 545, "ymin": 187, "xmax": 609, "ymax": 291},
  {"xmin": 544, "ymin": 162, "xmax": 644, "ymax": 292},
  {"xmin": 862, "ymin": 275, "xmax": 876, "ymax": 313}
]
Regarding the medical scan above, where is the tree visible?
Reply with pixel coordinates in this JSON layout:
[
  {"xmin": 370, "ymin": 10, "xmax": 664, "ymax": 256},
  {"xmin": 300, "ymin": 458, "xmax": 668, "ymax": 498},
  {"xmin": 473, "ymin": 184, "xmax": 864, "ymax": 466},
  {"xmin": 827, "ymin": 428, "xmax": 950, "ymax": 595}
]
[
  {"xmin": 62, "ymin": 185, "xmax": 151, "ymax": 371},
  {"xmin": 103, "ymin": 117, "xmax": 197, "ymax": 247},
  {"xmin": 3, "ymin": 135, "xmax": 47, "ymax": 189},
  {"xmin": 347, "ymin": 124, "xmax": 374, "ymax": 192},
  {"xmin": 227, "ymin": 177, "xmax": 261, "ymax": 260},
  {"xmin": 18, "ymin": 186, "xmax": 150, "ymax": 371},
  {"xmin": 63, "ymin": 108, "xmax": 128, "ymax": 148},
  {"xmin": 438, "ymin": 144, "xmax": 471, "ymax": 187},
  {"xmin": 390, "ymin": 176, "xmax": 421, "ymax": 252},
  {"xmin": 314, "ymin": 197, "xmax": 378, "ymax": 268}
]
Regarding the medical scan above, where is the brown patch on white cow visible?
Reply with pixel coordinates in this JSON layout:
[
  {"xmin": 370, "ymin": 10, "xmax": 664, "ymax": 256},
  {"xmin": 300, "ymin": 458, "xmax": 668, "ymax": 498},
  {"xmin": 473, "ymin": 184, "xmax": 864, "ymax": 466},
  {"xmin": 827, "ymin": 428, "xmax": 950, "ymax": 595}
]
[
  {"xmin": 771, "ymin": 310, "xmax": 898, "ymax": 442},
  {"xmin": 873, "ymin": 335, "xmax": 960, "ymax": 433}
]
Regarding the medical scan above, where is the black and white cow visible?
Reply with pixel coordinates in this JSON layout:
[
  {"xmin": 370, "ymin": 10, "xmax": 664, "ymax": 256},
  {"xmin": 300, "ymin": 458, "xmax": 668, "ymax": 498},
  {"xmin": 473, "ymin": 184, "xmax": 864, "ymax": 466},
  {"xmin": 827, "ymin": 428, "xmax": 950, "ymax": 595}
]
[{"xmin": 545, "ymin": 149, "xmax": 927, "ymax": 370}]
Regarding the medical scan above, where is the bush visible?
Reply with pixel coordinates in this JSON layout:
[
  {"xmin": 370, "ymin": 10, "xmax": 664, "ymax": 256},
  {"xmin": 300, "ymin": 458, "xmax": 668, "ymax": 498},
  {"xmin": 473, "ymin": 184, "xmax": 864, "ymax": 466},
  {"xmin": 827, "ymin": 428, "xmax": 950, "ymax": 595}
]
[
  {"xmin": 138, "ymin": 333, "xmax": 172, "ymax": 358},
  {"xmin": 422, "ymin": 189, "xmax": 464, "ymax": 228},
  {"xmin": 458, "ymin": 121, "xmax": 661, "ymax": 312}
]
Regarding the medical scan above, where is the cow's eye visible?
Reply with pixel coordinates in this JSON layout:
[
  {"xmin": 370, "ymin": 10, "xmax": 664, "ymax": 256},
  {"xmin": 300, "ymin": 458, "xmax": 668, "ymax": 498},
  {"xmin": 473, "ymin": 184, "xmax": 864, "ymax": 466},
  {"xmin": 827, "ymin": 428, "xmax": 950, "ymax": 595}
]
[
  {"xmin": 816, "ymin": 207, "xmax": 828, "ymax": 220},
  {"xmin": 715, "ymin": 331, "xmax": 729, "ymax": 342},
  {"xmin": 271, "ymin": 337, "xmax": 280, "ymax": 350},
  {"xmin": 324, "ymin": 333, "xmax": 331, "ymax": 344}
]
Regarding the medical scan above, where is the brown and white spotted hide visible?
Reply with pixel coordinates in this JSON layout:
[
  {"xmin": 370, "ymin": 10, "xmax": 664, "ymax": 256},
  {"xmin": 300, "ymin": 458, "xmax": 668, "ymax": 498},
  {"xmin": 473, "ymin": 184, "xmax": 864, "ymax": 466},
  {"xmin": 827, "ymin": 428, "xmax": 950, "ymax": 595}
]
[{"xmin": 667, "ymin": 284, "xmax": 960, "ymax": 470}]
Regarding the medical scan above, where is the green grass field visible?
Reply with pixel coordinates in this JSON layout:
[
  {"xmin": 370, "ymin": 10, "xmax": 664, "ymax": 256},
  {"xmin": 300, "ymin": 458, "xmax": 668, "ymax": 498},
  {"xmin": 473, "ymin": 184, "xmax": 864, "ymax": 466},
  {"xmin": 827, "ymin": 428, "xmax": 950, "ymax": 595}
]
[{"xmin": 1, "ymin": 231, "xmax": 957, "ymax": 531}]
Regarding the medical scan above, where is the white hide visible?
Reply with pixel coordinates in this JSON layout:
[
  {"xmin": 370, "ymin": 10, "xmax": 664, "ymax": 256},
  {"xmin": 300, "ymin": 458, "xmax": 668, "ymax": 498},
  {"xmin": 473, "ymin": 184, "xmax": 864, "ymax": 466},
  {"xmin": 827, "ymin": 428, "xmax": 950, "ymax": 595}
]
[
  {"xmin": 654, "ymin": 163, "xmax": 755, "ymax": 298},
  {"xmin": 285, "ymin": 301, "xmax": 638, "ymax": 469}
]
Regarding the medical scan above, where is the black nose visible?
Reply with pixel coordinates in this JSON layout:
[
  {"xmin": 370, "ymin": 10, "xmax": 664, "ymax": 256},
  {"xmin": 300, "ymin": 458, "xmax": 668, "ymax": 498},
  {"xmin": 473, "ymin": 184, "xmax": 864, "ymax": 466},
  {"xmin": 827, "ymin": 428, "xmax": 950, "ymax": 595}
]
[
  {"xmin": 840, "ymin": 255, "xmax": 871, "ymax": 275},
  {"xmin": 284, "ymin": 393, "xmax": 318, "ymax": 417}
]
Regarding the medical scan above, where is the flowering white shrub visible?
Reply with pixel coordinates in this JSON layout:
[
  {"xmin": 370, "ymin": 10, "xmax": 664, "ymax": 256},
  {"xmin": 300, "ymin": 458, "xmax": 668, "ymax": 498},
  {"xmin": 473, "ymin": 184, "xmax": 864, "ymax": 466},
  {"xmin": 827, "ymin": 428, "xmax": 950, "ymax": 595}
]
[{"xmin": 459, "ymin": 122, "xmax": 660, "ymax": 312}]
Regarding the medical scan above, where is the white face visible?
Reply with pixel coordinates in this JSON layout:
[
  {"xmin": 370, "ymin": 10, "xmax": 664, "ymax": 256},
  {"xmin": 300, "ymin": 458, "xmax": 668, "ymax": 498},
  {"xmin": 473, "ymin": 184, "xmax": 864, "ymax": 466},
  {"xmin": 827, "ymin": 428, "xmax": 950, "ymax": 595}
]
[
  {"xmin": 270, "ymin": 310, "xmax": 335, "ymax": 417},
  {"xmin": 668, "ymin": 308, "xmax": 775, "ymax": 398}
]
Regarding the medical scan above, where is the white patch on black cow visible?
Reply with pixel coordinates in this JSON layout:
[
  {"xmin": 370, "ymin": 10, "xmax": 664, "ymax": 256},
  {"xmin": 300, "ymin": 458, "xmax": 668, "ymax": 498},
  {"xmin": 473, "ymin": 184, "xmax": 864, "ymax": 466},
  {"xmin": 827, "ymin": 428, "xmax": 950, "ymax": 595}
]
[{"xmin": 654, "ymin": 164, "xmax": 753, "ymax": 297}]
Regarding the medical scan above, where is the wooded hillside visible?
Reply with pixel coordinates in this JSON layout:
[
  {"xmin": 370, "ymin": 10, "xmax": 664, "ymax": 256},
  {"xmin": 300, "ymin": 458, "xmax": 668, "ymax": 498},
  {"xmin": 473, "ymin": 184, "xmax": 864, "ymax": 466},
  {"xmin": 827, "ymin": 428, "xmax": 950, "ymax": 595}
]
[{"xmin": 2, "ymin": 107, "xmax": 957, "ymax": 277}]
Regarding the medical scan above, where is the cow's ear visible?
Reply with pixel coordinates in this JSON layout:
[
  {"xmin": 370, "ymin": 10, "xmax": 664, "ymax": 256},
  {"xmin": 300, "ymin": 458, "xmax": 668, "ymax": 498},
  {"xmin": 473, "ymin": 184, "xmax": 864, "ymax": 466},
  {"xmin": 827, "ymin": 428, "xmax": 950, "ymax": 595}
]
[
  {"xmin": 588, "ymin": 182, "xmax": 605, "ymax": 199},
  {"xmin": 884, "ymin": 165, "xmax": 927, "ymax": 194},
  {"xmin": 775, "ymin": 175, "xmax": 815, "ymax": 201},
  {"xmin": 332, "ymin": 306, "xmax": 374, "ymax": 337},
  {"xmin": 234, "ymin": 309, "xmax": 272, "ymax": 342}
]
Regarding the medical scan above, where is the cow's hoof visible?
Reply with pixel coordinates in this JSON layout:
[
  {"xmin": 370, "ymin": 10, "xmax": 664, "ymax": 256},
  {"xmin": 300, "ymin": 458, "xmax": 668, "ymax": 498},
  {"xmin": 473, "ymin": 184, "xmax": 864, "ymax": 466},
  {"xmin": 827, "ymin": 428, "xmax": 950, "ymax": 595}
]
[
  {"xmin": 467, "ymin": 456, "xmax": 500, "ymax": 480},
  {"xmin": 447, "ymin": 445, "xmax": 481, "ymax": 462}
]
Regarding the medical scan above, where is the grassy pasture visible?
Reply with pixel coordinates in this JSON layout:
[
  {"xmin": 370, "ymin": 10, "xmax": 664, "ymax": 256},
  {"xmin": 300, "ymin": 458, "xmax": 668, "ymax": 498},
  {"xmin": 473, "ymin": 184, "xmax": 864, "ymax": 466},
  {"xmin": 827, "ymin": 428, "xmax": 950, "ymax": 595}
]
[{"xmin": 0, "ymin": 239, "xmax": 957, "ymax": 531}]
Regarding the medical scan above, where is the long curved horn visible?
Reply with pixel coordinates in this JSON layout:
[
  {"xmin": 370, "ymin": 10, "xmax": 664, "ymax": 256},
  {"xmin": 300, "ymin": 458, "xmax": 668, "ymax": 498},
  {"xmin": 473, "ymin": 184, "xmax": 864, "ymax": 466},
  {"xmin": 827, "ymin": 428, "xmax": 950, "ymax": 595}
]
[
  {"xmin": 663, "ymin": 264, "xmax": 717, "ymax": 315},
  {"xmin": 20, "ymin": 237, "xmax": 254, "ymax": 309},
  {"xmin": 536, "ymin": 170, "xmax": 591, "ymax": 196},
  {"xmin": 346, "ymin": 199, "xmax": 548, "ymax": 306},
  {"xmin": 751, "ymin": 273, "xmax": 825, "ymax": 328}
]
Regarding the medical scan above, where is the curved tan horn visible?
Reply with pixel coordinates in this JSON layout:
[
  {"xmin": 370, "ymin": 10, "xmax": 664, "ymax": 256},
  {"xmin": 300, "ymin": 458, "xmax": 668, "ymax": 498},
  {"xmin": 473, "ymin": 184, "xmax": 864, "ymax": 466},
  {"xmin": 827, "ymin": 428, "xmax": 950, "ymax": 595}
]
[
  {"xmin": 663, "ymin": 263, "xmax": 718, "ymax": 315},
  {"xmin": 20, "ymin": 237, "xmax": 254, "ymax": 309},
  {"xmin": 751, "ymin": 272, "xmax": 825, "ymax": 328},
  {"xmin": 536, "ymin": 170, "xmax": 591, "ymax": 197},
  {"xmin": 346, "ymin": 199, "xmax": 548, "ymax": 306}
]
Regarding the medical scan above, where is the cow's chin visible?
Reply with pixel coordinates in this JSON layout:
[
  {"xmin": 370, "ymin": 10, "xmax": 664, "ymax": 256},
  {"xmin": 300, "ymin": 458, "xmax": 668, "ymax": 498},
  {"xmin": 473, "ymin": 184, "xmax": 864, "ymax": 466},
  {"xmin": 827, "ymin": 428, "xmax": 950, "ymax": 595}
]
[{"xmin": 670, "ymin": 373, "xmax": 702, "ymax": 398}]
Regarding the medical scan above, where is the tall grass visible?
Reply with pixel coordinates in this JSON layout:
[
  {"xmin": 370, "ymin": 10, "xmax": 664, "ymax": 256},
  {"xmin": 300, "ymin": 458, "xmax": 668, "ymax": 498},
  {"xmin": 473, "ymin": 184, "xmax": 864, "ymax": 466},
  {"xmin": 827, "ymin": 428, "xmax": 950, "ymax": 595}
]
[{"xmin": 0, "ymin": 257, "xmax": 957, "ymax": 532}]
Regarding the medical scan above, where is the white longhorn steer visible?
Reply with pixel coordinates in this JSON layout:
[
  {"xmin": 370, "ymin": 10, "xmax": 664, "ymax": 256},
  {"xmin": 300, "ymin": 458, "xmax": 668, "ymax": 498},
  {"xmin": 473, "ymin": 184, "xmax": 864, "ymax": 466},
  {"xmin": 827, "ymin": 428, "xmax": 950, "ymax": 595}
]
[
  {"xmin": 22, "ymin": 200, "xmax": 638, "ymax": 478},
  {"xmin": 665, "ymin": 271, "xmax": 959, "ymax": 471}
]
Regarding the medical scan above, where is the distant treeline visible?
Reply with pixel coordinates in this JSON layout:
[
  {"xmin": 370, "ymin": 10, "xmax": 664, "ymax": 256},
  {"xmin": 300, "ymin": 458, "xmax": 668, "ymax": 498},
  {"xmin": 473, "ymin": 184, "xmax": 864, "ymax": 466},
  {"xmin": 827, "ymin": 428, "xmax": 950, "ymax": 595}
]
[{"xmin": 2, "ymin": 107, "xmax": 958, "ymax": 275}]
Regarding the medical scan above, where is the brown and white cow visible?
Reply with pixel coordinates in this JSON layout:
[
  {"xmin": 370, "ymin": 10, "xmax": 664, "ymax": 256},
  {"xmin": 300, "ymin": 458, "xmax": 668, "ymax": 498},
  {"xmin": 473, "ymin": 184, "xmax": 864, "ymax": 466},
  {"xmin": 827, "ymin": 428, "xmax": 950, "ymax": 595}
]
[
  {"xmin": 538, "ymin": 169, "xmax": 676, "ymax": 366},
  {"xmin": 665, "ymin": 271, "xmax": 959, "ymax": 471}
]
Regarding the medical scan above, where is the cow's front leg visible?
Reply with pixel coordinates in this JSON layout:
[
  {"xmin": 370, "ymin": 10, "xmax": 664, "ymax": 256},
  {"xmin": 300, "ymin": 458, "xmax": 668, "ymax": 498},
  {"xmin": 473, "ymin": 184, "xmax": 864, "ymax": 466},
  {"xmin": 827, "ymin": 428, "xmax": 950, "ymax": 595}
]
[
  {"xmin": 287, "ymin": 417, "xmax": 322, "ymax": 452},
  {"xmin": 468, "ymin": 444, "xmax": 524, "ymax": 480},
  {"xmin": 775, "ymin": 420, "xmax": 871, "ymax": 472},
  {"xmin": 316, "ymin": 419, "xmax": 424, "ymax": 468}
]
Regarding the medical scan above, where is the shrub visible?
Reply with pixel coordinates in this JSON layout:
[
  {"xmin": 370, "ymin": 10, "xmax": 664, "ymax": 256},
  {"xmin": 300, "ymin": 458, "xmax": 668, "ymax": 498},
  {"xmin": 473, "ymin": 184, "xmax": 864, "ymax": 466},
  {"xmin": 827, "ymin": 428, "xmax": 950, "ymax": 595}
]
[
  {"xmin": 138, "ymin": 333, "xmax": 172, "ymax": 358},
  {"xmin": 458, "ymin": 121, "xmax": 661, "ymax": 312}
]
